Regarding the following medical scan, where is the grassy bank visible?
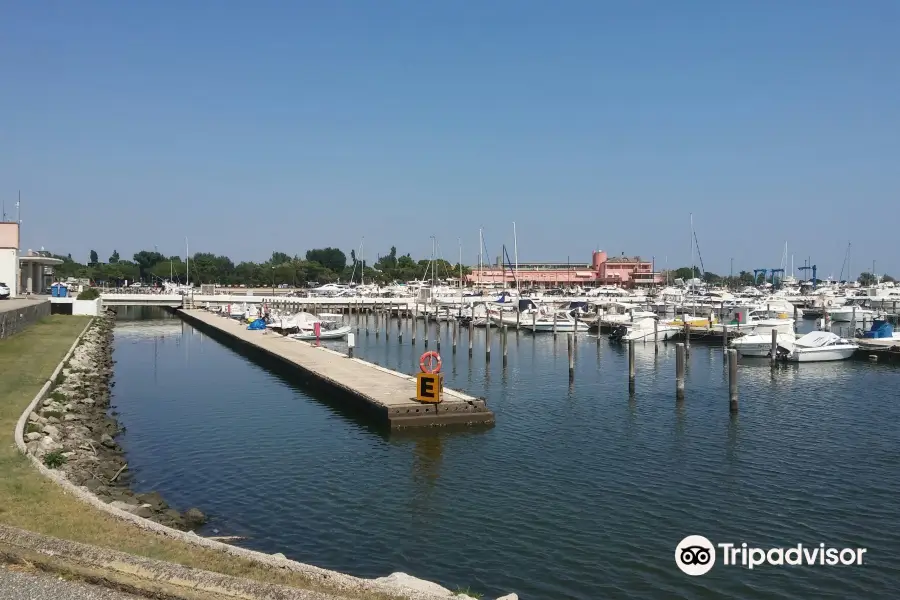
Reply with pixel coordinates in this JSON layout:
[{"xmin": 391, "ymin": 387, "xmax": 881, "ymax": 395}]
[{"xmin": 0, "ymin": 316, "xmax": 395, "ymax": 599}]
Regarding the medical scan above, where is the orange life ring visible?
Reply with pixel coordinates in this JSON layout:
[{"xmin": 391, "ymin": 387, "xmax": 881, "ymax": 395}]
[{"xmin": 419, "ymin": 351, "xmax": 442, "ymax": 374}]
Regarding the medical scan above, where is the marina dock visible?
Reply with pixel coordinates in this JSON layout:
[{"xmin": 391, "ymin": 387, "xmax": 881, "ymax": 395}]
[{"xmin": 177, "ymin": 309, "xmax": 495, "ymax": 428}]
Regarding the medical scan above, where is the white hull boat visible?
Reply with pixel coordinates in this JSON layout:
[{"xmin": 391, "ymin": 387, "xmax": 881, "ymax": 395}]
[
  {"xmin": 825, "ymin": 306, "xmax": 877, "ymax": 323},
  {"xmin": 622, "ymin": 323, "xmax": 681, "ymax": 342},
  {"xmin": 616, "ymin": 316, "xmax": 681, "ymax": 342},
  {"xmin": 730, "ymin": 332, "xmax": 797, "ymax": 357},
  {"xmin": 530, "ymin": 312, "xmax": 590, "ymax": 333},
  {"xmin": 781, "ymin": 331, "xmax": 858, "ymax": 362},
  {"xmin": 289, "ymin": 324, "xmax": 352, "ymax": 341}
]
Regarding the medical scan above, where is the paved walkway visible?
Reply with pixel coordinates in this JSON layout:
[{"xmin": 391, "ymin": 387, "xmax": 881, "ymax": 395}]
[
  {"xmin": 0, "ymin": 565, "xmax": 144, "ymax": 600},
  {"xmin": 0, "ymin": 297, "xmax": 47, "ymax": 313}
]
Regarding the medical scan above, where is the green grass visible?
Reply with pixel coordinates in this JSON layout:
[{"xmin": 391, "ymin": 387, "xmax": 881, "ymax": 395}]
[{"xmin": 0, "ymin": 316, "xmax": 400, "ymax": 599}]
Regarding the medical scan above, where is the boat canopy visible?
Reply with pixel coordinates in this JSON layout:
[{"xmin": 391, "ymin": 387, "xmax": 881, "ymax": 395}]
[
  {"xmin": 793, "ymin": 331, "xmax": 842, "ymax": 348},
  {"xmin": 247, "ymin": 318, "xmax": 267, "ymax": 330},
  {"xmin": 863, "ymin": 320, "xmax": 894, "ymax": 339}
]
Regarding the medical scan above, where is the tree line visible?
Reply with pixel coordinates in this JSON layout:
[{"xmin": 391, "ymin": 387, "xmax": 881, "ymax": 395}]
[
  {"xmin": 662, "ymin": 266, "xmax": 894, "ymax": 287},
  {"xmin": 50, "ymin": 246, "xmax": 470, "ymax": 287}
]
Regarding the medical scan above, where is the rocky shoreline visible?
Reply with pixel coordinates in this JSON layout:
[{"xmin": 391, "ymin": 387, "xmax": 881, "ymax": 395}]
[{"xmin": 25, "ymin": 311, "xmax": 207, "ymax": 531}]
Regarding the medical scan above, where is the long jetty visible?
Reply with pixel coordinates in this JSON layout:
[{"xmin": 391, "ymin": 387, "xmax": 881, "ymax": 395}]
[{"xmin": 177, "ymin": 309, "xmax": 494, "ymax": 428}]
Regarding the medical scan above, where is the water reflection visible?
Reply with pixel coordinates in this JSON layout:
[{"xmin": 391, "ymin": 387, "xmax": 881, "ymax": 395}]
[{"xmin": 109, "ymin": 312, "xmax": 900, "ymax": 600}]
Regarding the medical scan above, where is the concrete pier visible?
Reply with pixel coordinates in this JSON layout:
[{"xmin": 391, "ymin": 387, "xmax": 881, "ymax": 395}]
[{"xmin": 178, "ymin": 309, "xmax": 494, "ymax": 429}]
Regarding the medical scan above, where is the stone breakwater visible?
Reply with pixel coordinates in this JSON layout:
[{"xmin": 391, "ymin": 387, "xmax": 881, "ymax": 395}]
[{"xmin": 24, "ymin": 312, "xmax": 207, "ymax": 531}]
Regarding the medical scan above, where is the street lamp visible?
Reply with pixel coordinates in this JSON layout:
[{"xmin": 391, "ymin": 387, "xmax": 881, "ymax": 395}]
[{"xmin": 271, "ymin": 266, "xmax": 276, "ymax": 296}]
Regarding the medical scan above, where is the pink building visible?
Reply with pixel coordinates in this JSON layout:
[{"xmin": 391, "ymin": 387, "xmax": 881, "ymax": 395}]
[{"xmin": 466, "ymin": 251, "xmax": 662, "ymax": 289}]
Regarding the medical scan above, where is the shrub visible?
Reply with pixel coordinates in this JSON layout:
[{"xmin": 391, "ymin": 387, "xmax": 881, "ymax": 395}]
[
  {"xmin": 77, "ymin": 288, "xmax": 100, "ymax": 300},
  {"xmin": 43, "ymin": 451, "xmax": 67, "ymax": 469}
]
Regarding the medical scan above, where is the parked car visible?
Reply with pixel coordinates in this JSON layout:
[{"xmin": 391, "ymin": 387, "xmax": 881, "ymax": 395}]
[{"xmin": 0, "ymin": 282, "xmax": 10, "ymax": 299}]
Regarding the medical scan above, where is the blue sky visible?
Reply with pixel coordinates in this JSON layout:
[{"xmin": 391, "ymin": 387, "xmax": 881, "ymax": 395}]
[{"xmin": 2, "ymin": 1, "xmax": 898, "ymax": 278}]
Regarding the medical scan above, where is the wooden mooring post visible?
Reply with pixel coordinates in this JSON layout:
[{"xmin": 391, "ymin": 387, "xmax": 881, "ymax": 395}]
[
  {"xmin": 452, "ymin": 319, "xmax": 457, "ymax": 354},
  {"xmin": 502, "ymin": 325, "xmax": 508, "ymax": 367},
  {"xmin": 567, "ymin": 333, "xmax": 574, "ymax": 379},
  {"xmin": 628, "ymin": 339, "xmax": 635, "ymax": 393},
  {"xmin": 436, "ymin": 317, "xmax": 441, "ymax": 352},
  {"xmin": 468, "ymin": 320, "xmax": 474, "ymax": 357},
  {"xmin": 770, "ymin": 329, "xmax": 778, "ymax": 367},
  {"xmin": 684, "ymin": 322, "xmax": 691, "ymax": 356},
  {"xmin": 486, "ymin": 311, "xmax": 492, "ymax": 363},
  {"xmin": 728, "ymin": 349, "xmax": 738, "ymax": 413},
  {"xmin": 675, "ymin": 342, "xmax": 685, "ymax": 400},
  {"xmin": 411, "ymin": 310, "xmax": 417, "ymax": 345},
  {"xmin": 653, "ymin": 318, "xmax": 659, "ymax": 353}
]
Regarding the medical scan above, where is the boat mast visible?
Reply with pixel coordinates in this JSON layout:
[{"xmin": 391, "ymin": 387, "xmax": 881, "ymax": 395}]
[
  {"xmin": 431, "ymin": 235, "xmax": 436, "ymax": 288},
  {"xmin": 360, "ymin": 238, "xmax": 364, "ymax": 286},
  {"xmin": 689, "ymin": 213, "xmax": 694, "ymax": 310},
  {"xmin": 478, "ymin": 228, "xmax": 483, "ymax": 288},
  {"xmin": 513, "ymin": 221, "xmax": 519, "ymax": 290},
  {"xmin": 458, "ymin": 238, "xmax": 462, "ymax": 290},
  {"xmin": 185, "ymin": 237, "xmax": 190, "ymax": 287}
]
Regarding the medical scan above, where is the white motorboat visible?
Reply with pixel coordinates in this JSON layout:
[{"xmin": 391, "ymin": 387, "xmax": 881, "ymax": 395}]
[
  {"xmin": 730, "ymin": 331, "xmax": 797, "ymax": 358},
  {"xmin": 781, "ymin": 331, "xmax": 858, "ymax": 362},
  {"xmin": 715, "ymin": 308, "xmax": 795, "ymax": 338},
  {"xmin": 289, "ymin": 322, "xmax": 352, "ymax": 341},
  {"xmin": 618, "ymin": 317, "xmax": 681, "ymax": 342},
  {"xmin": 825, "ymin": 304, "xmax": 877, "ymax": 323},
  {"xmin": 529, "ymin": 310, "xmax": 590, "ymax": 333}
]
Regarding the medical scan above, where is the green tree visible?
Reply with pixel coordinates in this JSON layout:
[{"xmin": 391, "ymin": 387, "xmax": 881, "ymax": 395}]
[
  {"xmin": 149, "ymin": 257, "xmax": 187, "ymax": 283},
  {"xmin": 132, "ymin": 250, "xmax": 166, "ymax": 281},
  {"xmin": 738, "ymin": 271, "xmax": 755, "ymax": 285},
  {"xmin": 858, "ymin": 272, "xmax": 877, "ymax": 286},
  {"xmin": 673, "ymin": 266, "xmax": 700, "ymax": 281},
  {"xmin": 306, "ymin": 248, "xmax": 346, "ymax": 272},
  {"xmin": 89, "ymin": 250, "xmax": 98, "ymax": 265},
  {"xmin": 270, "ymin": 251, "xmax": 291, "ymax": 265},
  {"xmin": 109, "ymin": 250, "xmax": 120, "ymax": 263},
  {"xmin": 883, "ymin": 274, "xmax": 895, "ymax": 283}
]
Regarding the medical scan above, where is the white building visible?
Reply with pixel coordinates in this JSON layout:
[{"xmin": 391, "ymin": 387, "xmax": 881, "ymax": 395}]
[
  {"xmin": 0, "ymin": 222, "xmax": 18, "ymax": 296},
  {"xmin": 0, "ymin": 222, "xmax": 63, "ymax": 297}
]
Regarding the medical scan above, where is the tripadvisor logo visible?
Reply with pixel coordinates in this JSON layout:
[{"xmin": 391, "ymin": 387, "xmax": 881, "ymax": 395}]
[{"xmin": 675, "ymin": 536, "xmax": 867, "ymax": 575}]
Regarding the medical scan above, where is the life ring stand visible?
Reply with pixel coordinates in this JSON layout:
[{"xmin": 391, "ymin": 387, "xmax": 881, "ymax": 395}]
[{"xmin": 419, "ymin": 351, "xmax": 442, "ymax": 374}]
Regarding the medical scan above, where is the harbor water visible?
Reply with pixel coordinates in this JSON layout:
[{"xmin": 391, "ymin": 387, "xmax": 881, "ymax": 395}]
[{"xmin": 111, "ymin": 308, "xmax": 899, "ymax": 599}]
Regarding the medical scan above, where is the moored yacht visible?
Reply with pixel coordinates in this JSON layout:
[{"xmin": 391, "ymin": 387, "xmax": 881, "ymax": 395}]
[
  {"xmin": 613, "ymin": 316, "xmax": 681, "ymax": 342},
  {"xmin": 825, "ymin": 301, "xmax": 877, "ymax": 323},
  {"xmin": 730, "ymin": 331, "xmax": 797, "ymax": 358}
]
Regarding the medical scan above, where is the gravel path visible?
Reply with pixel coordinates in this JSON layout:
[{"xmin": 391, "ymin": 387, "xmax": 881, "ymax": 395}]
[{"xmin": 0, "ymin": 565, "xmax": 145, "ymax": 600}]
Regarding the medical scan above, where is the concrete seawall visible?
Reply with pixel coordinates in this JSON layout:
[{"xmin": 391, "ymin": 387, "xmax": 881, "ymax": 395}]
[
  {"xmin": 177, "ymin": 309, "xmax": 495, "ymax": 429},
  {"xmin": 0, "ymin": 299, "xmax": 50, "ymax": 340}
]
